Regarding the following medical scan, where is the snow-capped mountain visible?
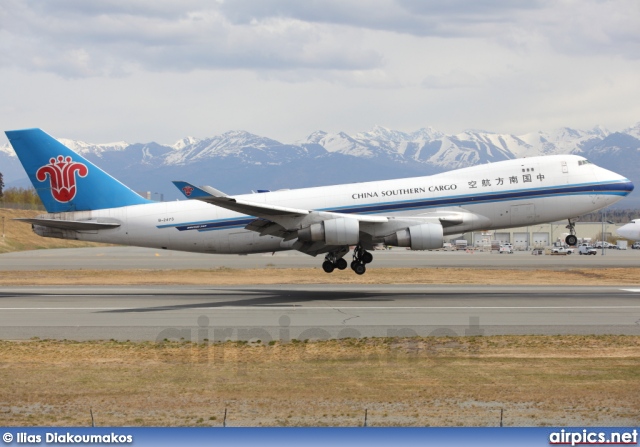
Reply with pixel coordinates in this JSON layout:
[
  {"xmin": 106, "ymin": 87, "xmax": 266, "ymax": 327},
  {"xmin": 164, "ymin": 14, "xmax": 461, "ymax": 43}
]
[
  {"xmin": 56, "ymin": 139, "xmax": 129, "ymax": 156},
  {"xmin": 2, "ymin": 122, "xmax": 639, "ymax": 205},
  {"xmin": 164, "ymin": 130, "xmax": 310, "ymax": 166}
]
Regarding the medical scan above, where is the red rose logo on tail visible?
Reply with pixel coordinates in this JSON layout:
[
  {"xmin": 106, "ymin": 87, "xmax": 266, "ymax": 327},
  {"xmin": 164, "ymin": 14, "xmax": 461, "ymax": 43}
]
[
  {"xmin": 182, "ymin": 186, "xmax": 194, "ymax": 197},
  {"xmin": 36, "ymin": 155, "xmax": 88, "ymax": 203}
]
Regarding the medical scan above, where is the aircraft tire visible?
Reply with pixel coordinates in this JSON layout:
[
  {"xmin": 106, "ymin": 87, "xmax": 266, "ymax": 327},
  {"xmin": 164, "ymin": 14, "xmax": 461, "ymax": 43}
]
[
  {"xmin": 322, "ymin": 261, "xmax": 335, "ymax": 273},
  {"xmin": 336, "ymin": 258, "xmax": 348, "ymax": 270},
  {"xmin": 362, "ymin": 251, "xmax": 373, "ymax": 264},
  {"xmin": 354, "ymin": 263, "xmax": 366, "ymax": 275},
  {"xmin": 565, "ymin": 235, "xmax": 578, "ymax": 246}
]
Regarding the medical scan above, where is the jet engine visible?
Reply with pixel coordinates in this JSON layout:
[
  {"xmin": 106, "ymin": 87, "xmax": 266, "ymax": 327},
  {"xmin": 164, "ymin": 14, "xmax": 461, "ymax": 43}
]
[
  {"xmin": 297, "ymin": 218, "xmax": 360, "ymax": 245},
  {"xmin": 383, "ymin": 223, "xmax": 443, "ymax": 250}
]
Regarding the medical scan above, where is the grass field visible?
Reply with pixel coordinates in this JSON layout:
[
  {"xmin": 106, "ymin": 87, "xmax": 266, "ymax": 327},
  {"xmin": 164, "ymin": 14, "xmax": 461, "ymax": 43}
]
[
  {"xmin": 1, "ymin": 266, "xmax": 640, "ymax": 286},
  {"xmin": 1, "ymin": 336, "xmax": 639, "ymax": 427}
]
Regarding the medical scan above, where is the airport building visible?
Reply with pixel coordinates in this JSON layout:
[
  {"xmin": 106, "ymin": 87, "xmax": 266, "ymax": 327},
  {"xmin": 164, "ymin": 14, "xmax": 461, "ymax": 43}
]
[{"xmin": 457, "ymin": 221, "xmax": 626, "ymax": 250}]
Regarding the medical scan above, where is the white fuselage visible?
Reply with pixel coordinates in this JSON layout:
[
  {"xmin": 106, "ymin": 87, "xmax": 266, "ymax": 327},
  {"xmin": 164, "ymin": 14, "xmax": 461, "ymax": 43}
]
[
  {"xmin": 617, "ymin": 220, "xmax": 640, "ymax": 241},
  {"xmin": 35, "ymin": 155, "xmax": 633, "ymax": 255}
]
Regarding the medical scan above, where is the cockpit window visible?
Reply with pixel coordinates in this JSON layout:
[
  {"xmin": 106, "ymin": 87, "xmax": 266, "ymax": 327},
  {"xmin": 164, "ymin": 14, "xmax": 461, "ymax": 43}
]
[{"xmin": 578, "ymin": 159, "xmax": 592, "ymax": 166}]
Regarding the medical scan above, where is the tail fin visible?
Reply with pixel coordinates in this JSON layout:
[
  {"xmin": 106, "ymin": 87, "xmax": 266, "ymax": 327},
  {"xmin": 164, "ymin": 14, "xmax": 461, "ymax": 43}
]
[{"xmin": 5, "ymin": 128, "xmax": 151, "ymax": 212}]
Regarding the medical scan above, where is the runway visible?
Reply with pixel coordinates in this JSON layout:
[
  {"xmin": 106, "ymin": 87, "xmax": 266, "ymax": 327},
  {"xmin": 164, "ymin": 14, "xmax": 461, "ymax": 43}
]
[
  {"xmin": 0, "ymin": 245, "xmax": 638, "ymax": 270},
  {"xmin": 1, "ymin": 285, "xmax": 639, "ymax": 340}
]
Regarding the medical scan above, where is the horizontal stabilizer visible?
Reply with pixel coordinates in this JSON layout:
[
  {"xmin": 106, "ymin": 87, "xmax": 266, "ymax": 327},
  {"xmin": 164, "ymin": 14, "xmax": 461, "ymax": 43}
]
[
  {"xmin": 173, "ymin": 181, "xmax": 228, "ymax": 199},
  {"xmin": 15, "ymin": 218, "xmax": 121, "ymax": 231}
]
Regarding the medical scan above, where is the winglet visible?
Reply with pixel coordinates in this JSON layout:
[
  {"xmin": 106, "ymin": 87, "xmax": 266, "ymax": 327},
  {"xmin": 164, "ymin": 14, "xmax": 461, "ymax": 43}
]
[{"xmin": 172, "ymin": 181, "xmax": 227, "ymax": 199}]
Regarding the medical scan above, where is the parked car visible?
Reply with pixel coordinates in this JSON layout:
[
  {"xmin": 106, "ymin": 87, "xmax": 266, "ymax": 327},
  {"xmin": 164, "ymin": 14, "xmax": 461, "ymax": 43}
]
[
  {"xmin": 632, "ymin": 242, "xmax": 640, "ymax": 249},
  {"xmin": 499, "ymin": 244, "xmax": 513, "ymax": 254},
  {"xmin": 531, "ymin": 248, "xmax": 544, "ymax": 255},
  {"xmin": 551, "ymin": 246, "xmax": 574, "ymax": 254},
  {"xmin": 578, "ymin": 245, "xmax": 597, "ymax": 255}
]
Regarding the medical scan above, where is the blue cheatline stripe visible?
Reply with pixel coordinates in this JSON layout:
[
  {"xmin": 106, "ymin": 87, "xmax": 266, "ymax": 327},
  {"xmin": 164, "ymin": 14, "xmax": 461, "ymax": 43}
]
[
  {"xmin": 331, "ymin": 180, "xmax": 632, "ymax": 215},
  {"xmin": 157, "ymin": 180, "xmax": 633, "ymax": 232}
]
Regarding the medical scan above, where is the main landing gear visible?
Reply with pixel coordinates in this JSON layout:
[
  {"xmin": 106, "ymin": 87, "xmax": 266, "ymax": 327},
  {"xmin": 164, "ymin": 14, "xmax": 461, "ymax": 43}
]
[
  {"xmin": 322, "ymin": 248, "xmax": 349, "ymax": 273},
  {"xmin": 350, "ymin": 244, "xmax": 373, "ymax": 275},
  {"xmin": 321, "ymin": 244, "xmax": 373, "ymax": 275},
  {"xmin": 565, "ymin": 219, "xmax": 578, "ymax": 246}
]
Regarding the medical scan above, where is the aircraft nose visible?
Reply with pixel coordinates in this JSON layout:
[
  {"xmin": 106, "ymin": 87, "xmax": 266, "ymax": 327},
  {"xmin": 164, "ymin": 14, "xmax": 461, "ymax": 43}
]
[
  {"xmin": 611, "ymin": 172, "xmax": 634, "ymax": 196},
  {"xmin": 617, "ymin": 224, "xmax": 634, "ymax": 239},
  {"xmin": 621, "ymin": 176, "xmax": 635, "ymax": 195},
  {"xmin": 596, "ymin": 164, "xmax": 633, "ymax": 196}
]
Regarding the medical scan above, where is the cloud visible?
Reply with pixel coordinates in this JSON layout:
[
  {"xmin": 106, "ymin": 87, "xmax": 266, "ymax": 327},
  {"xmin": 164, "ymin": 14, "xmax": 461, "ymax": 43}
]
[
  {"xmin": 421, "ymin": 70, "xmax": 482, "ymax": 89},
  {"xmin": 0, "ymin": 0, "xmax": 383, "ymax": 78},
  {"xmin": 221, "ymin": 0, "xmax": 640, "ymax": 58},
  {"xmin": 1, "ymin": 0, "xmax": 638, "ymax": 81}
]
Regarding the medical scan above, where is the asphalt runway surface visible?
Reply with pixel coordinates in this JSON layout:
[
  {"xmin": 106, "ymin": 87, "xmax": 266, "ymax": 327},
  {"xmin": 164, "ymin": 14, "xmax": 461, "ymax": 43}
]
[
  {"xmin": 1, "ymin": 284, "xmax": 639, "ymax": 341},
  {"xmin": 0, "ymin": 245, "xmax": 639, "ymax": 270}
]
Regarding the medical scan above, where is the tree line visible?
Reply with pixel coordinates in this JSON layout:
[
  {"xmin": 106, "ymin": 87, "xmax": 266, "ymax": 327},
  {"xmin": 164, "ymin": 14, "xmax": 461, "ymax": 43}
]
[
  {"xmin": 579, "ymin": 209, "xmax": 640, "ymax": 224},
  {"xmin": 0, "ymin": 174, "xmax": 44, "ymax": 209}
]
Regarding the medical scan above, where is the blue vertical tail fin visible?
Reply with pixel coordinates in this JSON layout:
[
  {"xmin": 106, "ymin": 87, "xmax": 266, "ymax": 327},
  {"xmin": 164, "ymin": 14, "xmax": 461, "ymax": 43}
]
[{"xmin": 5, "ymin": 128, "xmax": 151, "ymax": 212}]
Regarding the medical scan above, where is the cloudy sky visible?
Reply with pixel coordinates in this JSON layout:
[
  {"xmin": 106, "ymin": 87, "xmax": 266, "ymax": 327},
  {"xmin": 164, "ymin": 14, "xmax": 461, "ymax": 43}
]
[{"xmin": 1, "ymin": 0, "xmax": 639, "ymax": 145}]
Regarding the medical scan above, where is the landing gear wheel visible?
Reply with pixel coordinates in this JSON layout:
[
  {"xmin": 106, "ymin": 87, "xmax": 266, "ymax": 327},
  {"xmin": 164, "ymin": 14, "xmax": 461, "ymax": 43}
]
[
  {"xmin": 565, "ymin": 219, "xmax": 577, "ymax": 246},
  {"xmin": 336, "ymin": 258, "xmax": 348, "ymax": 270},
  {"xmin": 322, "ymin": 261, "xmax": 335, "ymax": 273},
  {"xmin": 351, "ymin": 243, "xmax": 372, "ymax": 274},
  {"xmin": 565, "ymin": 235, "xmax": 578, "ymax": 246}
]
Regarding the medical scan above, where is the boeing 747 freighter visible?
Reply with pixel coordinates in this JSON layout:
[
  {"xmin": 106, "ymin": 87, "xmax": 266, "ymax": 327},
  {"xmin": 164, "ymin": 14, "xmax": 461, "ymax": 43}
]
[{"xmin": 6, "ymin": 128, "xmax": 634, "ymax": 274}]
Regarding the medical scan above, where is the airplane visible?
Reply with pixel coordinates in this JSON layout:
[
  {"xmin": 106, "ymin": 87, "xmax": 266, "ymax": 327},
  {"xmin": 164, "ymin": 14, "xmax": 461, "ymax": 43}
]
[
  {"xmin": 5, "ymin": 128, "xmax": 635, "ymax": 275},
  {"xmin": 617, "ymin": 219, "xmax": 640, "ymax": 240}
]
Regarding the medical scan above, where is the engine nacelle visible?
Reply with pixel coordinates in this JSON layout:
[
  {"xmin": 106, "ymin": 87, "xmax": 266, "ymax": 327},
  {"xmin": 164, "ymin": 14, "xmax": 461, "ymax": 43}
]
[
  {"xmin": 383, "ymin": 223, "xmax": 443, "ymax": 250},
  {"xmin": 297, "ymin": 218, "xmax": 360, "ymax": 245}
]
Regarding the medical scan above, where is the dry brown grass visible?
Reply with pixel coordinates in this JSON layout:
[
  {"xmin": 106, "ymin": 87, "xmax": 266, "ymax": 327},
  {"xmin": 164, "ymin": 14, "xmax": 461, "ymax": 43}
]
[
  {"xmin": 1, "ymin": 266, "xmax": 639, "ymax": 286},
  {"xmin": 1, "ymin": 336, "xmax": 639, "ymax": 427}
]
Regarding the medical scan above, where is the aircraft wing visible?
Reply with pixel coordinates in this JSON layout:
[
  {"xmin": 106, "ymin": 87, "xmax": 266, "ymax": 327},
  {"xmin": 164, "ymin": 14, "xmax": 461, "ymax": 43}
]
[
  {"xmin": 15, "ymin": 218, "xmax": 120, "ymax": 231},
  {"xmin": 172, "ymin": 181, "xmax": 388, "ymax": 224}
]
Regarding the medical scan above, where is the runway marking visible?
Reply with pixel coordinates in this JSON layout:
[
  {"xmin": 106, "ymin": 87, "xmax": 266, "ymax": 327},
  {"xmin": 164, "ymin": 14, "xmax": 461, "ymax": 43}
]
[
  {"xmin": 621, "ymin": 289, "xmax": 640, "ymax": 292},
  {"xmin": 2, "ymin": 306, "xmax": 640, "ymax": 311}
]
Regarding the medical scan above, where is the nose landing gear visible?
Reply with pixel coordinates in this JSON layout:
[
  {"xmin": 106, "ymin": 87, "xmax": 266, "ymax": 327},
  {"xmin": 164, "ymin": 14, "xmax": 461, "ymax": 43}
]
[{"xmin": 565, "ymin": 219, "xmax": 578, "ymax": 246}]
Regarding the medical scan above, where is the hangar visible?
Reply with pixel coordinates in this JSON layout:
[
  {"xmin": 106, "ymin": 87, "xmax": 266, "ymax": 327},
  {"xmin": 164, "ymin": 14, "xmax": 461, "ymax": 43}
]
[{"xmin": 462, "ymin": 221, "xmax": 624, "ymax": 250}]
